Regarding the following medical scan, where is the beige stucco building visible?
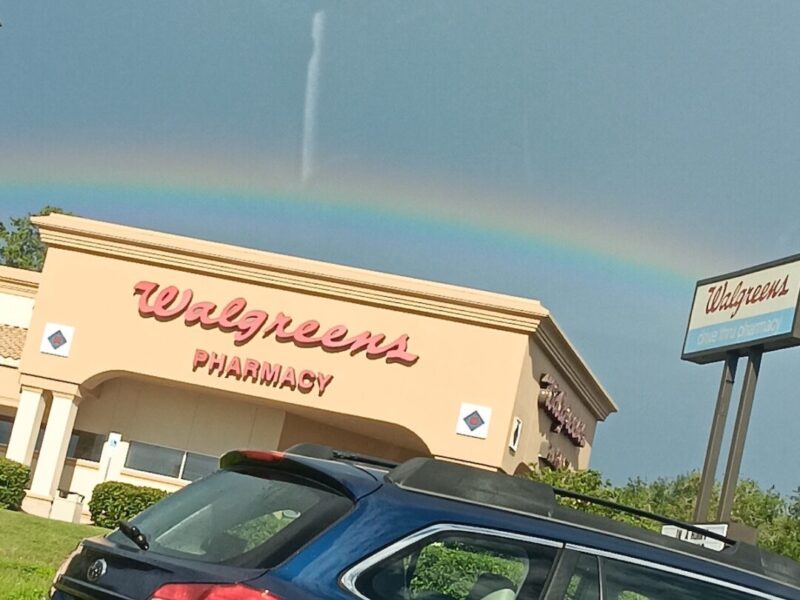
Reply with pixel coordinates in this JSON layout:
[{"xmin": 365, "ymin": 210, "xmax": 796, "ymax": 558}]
[{"xmin": 0, "ymin": 215, "xmax": 616, "ymax": 522}]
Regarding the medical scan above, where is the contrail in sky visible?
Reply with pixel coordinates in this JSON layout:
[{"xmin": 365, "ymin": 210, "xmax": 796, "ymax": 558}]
[{"xmin": 301, "ymin": 10, "xmax": 325, "ymax": 184}]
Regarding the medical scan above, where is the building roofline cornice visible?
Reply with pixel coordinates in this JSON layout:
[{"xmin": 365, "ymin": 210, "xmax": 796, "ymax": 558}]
[
  {"xmin": 536, "ymin": 317, "xmax": 618, "ymax": 420},
  {"xmin": 33, "ymin": 214, "xmax": 549, "ymax": 333},
  {"xmin": 0, "ymin": 265, "xmax": 41, "ymax": 297}
]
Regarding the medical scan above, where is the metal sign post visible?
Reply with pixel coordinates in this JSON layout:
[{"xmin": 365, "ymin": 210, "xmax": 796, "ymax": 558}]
[
  {"xmin": 693, "ymin": 353, "xmax": 737, "ymax": 522},
  {"xmin": 717, "ymin": 348, "xmax": 762, "ymax": 522}
]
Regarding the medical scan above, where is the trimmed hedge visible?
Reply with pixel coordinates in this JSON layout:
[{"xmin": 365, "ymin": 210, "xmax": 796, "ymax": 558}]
[
  {"xmin": 412, "ymin": 543, "xmax": 526, "ymax": 600},
  {"xmin": 88, "ymin": 481, "xmax": 170, "ymax": 528},
  {"xmin": 0, "ymin": 457, "xmax": 31, "ymax": 510}
]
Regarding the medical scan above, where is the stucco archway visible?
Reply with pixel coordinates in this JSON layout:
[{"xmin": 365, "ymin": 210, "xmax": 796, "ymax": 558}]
[{"xmin": 53, "ymin": 371, "xmax": 431, "ymax": 517}]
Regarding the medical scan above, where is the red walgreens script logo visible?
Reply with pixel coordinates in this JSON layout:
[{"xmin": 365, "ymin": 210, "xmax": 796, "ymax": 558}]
[
  {"xmin": 133, "ymin": 281, "xmax": 419, "ymax": 366},
  {"xmin": 705, "ymin": 275, "xmax": 790, "ymax": 319}
]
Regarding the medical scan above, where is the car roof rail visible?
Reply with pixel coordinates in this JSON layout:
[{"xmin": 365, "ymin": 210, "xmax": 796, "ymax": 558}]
[
  {"xmin": 386, "ymin": 458, "xmax": 735, "ymax": 545},
  {"xmin": 386, "ymin": 457, "xmax": 800, "ymax": 587},
  {"xmin": 552, "ymin": 487, "xmax": 736, "ymax": 547},
  {"xmin": 285, "ymin": 443, "xmax": 401, "ymax": 470}
]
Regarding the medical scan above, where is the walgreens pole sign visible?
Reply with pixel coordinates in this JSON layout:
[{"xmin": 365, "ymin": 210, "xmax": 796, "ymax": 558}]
[{"xmin": 682, "ymin": 256, "xmax": 800, "ymax": 363}]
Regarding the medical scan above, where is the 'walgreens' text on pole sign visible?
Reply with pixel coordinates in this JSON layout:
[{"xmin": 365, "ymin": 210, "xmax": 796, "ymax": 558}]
[{"xmin": 682, "ymin": 256, "xmax": 800, "ymax": 363}]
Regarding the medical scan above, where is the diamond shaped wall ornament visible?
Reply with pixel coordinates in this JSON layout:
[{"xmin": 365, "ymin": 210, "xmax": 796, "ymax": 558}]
[
  {"xmin": 48, "ymin": 330, "xmax": 67, "ymax": 350},
  {"xmin": 456, "ymin": 403, "xmax": 492, "ymax": 439},
  {"xmin": 40, "ymin": 323, "xmax": 75, "ymax": 358},
  {"xmin": 463, "ymin": 411, "xmax": 485, "ymax": 431}
]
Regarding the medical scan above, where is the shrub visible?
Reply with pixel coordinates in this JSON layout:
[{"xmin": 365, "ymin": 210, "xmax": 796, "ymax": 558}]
[
  {"xmin": 88, "ymin": 481, "xmax": 169, "ymax": 528},
  {"xmin": 412, "ymin": 543, "xmax": 526, "ymax": 600},
  {"xmin": 0, "ymin": 457, "xmax": 31, "ymax": 510}
]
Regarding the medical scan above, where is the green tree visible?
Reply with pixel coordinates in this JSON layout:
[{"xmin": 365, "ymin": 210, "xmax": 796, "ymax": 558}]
[
  {"xmin": 529, "ymin": 467, "xmax": 651, "ymax": 529},
  {"xmin": 0, "ymin": 205, "xmax": 69, "ymax": 271},
  {"xmin": 616, "ymin": 472, "xmax": 704, "ymax": 523},
  {"xmin": 526, "ymin": 466, "xmax": 800, "ymax": 561},
  {"xmin": 731, "ymin": 480, "xmax": 784, "ymax": 534},
  {"xmin": 770, "ymin": 490, "xmax": 800, "ymax": 559}
]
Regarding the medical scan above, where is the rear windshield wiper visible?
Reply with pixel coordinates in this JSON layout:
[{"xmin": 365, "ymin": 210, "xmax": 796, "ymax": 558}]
[{"xmin": 118, "ymin": 520, "xmax": 150, "ymax": 551}]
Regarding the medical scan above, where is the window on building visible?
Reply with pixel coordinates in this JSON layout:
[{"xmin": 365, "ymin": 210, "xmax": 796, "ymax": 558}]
[
  {"xmin": 182, "ymin": 452, "xmax": 219, "ymax": 482},
  {"xmin": 0, "ymin": 415, "xmax": 42, "ymax": 451},
  {"xmin": 126, "ymin": 441, "xmax": 184, "ymax": 478},
  {"xmin": 0, "ymin": 415, "xmax": 44, "ymax": 452},
  {"xmin": 67, "ymin": 430, "xmax": 106, "ymax": 462},
  {"xmin": 0, "ymin": 415, "xmax": 12, "ymax": 446},
  {"xmin": 125, "ymin": 441, "xmax": 217, "ymax": 481},
  {"xmin": 0, "ymin": 416, "xmax": 104, "ymax": 462}
]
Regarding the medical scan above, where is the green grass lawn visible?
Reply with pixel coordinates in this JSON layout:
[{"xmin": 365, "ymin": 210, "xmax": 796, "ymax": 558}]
[{"xmin": 0, "ymin": 509, "xmax": 107, "ymax": 600}]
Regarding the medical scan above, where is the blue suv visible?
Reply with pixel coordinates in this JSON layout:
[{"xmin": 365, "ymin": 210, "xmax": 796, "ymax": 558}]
[{"xmin": 51, "ymin": 444, "xmax": 800, "ymax": 600}]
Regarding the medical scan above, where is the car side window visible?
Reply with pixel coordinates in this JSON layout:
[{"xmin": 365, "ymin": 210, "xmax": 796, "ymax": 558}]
[
  {"xmin": 562, "ymin": 554, "xmax": 599, "ymax": 600},
  {"xmin": 355, "ymin": 531, "xmax": 558, "ymax": 600},
  {"xmin": 602, "ymin": 557, "xmax": 763, "ymax": 600}
]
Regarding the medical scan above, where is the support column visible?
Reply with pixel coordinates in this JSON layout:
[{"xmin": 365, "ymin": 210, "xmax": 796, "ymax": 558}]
[
  {"xmin": 693, "ymin": 353, "xmax": 738, "ymax": 522},
  {"xmin": 24, "ymin": 392, "xmax": 79, "ymax": 517},
  {"xmin": 717, "ymin": 349, "xmax": 762, "ymax": 522},
  {"xmin": 5, "ymin": 386, "xmax": 46, "ymax": 466}
]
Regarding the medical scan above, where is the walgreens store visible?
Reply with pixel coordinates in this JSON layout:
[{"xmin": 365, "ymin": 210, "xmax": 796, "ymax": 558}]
[{"xmin": 0, "ymin": 215, "xmax": 616, "ymax": 522}]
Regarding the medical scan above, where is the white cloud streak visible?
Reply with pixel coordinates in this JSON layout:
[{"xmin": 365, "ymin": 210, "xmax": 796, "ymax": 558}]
[{"xmin": 301, "ymin": 10, "xmax": 325, "ymax": 184}]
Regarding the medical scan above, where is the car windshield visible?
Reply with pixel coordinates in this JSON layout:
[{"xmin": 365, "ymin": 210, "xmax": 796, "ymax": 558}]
[{"xmin": 107, "ymin": 467, "xmax": 352, "ymax": 567}]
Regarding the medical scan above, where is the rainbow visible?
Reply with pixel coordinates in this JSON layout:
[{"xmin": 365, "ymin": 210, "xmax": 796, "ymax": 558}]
[{"xmin": 0, "ymin": 145, "xmax": 728, "ymax": 293}]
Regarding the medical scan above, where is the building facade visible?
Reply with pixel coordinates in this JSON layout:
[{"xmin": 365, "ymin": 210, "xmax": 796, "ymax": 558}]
[{"xmin": 0, "ymin": 215, "xmax": 616, "ymax": 522}]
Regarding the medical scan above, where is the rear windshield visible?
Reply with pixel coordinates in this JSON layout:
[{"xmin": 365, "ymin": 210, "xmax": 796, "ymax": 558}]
[{"xmin": 107, "ymin": 467, "xmax": 352, "ymax": 568}]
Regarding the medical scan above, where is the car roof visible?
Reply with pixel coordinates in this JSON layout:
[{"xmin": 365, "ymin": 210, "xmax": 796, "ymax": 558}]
[{"xmin": 277, "ymin": 444, "xmax": 800, "ymax": 593}]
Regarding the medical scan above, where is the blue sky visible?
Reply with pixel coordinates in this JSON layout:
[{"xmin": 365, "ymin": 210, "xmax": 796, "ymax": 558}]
[{"xmin": 3, "ymin": 2, "xmax": 800, "ymax": 493}]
